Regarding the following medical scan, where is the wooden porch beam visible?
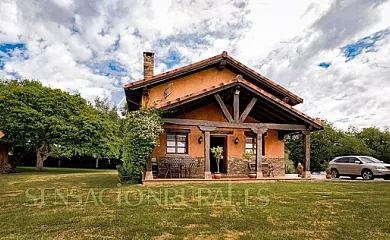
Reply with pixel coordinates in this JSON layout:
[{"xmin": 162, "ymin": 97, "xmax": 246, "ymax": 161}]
[
  {"xmin": 163, "ymin": 118, "xmax": 308, "ymax": 131},
  {"xmin": 233, "ymin": 86, "xmax": 240, "ymax": 122},
  {"xmin": 302, "ymin": 130, "xmax": 311, "ymax": 179},
  {"xmin": 214, "ymin": 94, "xmax": 234, "ymax": 123},
  {"xmin": 198, "ymin": 126, "xmax": 215, "ymax": 179},
  {"xmin": 239, "ymin": 97, "xmax": 257, "ymax": 123},
  {"xmin": 251, "ymin": 127, "xmax": 267, "ymax": 179}
]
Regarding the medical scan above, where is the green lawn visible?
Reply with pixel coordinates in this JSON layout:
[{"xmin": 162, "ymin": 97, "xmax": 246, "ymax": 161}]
[{"xmin": 1, "ymin": 167, "xmax": 390, "ymax": 240}]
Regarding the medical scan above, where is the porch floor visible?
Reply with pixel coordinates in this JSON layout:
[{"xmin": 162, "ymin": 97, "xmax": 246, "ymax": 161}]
[{"xmin": 144, "ymin": 174, "xmax": 312, "ymax": 185}]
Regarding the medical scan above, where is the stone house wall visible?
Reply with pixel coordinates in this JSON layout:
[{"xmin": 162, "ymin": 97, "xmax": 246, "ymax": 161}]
[
  {"xmin": 155, "ymin": 156, "xmax": 285, "ymax": 178},
  {"xmin": 227, "ymin": 157, "xmax": 285, "ymax": 177}
]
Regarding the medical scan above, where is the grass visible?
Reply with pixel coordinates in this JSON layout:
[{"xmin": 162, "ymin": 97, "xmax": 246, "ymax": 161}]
[{"xmin": 1, "ymin": 167, "xmax": 390, "ymax": 240}]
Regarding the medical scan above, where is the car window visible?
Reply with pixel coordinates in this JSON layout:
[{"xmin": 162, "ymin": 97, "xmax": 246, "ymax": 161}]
[
  {"xmin": 359, "ymin": 157, "xmax": 381, "ymax": 163},
  {"xmin": 335, "ymin": 157, "xmax": 349, "ymax": 163},
  {"xmin": 348, "ymin": 157, "xmax": 357, "ymax": 163}
]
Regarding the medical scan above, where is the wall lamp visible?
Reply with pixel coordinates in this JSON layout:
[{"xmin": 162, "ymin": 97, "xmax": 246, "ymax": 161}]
[
  {"xmin": 234, "ymin": 137, "xmax": 239, "ymax": 144},
  {"xmin": 198, "ymin": 136, "xmax": 203, "ymax": 144}
]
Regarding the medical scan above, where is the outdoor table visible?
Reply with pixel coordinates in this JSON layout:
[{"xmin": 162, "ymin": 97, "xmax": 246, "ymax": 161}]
[{"xmin": 164, "ymin": 158, "xmax": 196, "ymax": 178}]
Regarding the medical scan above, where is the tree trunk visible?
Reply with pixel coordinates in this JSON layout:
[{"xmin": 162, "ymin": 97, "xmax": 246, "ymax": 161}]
[
  {"xmin": 36, "ymin": 155, "xmax": 44, "ymax": 172},
  {"xmin": 36, "ymin": 144, "xmax": 50, "ymax": 172},
  {"xmin": 95, "ymin": 158, "xmax": 99, "ymax": 168}
]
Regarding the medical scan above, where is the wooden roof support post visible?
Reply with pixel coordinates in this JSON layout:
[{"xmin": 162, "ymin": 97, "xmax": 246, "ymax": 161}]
[
  {"xmin": 251, "ymin": 127, "xmax": 267, "ymax": 179},
  {"xmin": 233, "ymin": 86, "xmax": 240, "ymax": 123},
  {"xmin": 214, "ymin": 94, "xmax": 234, "ymax": 123},
  {"xmin": 239, "ymin": 97, "xmax": 257, "ymax": 123},
  {"xmin": 302, "ymin": 130, "xmax": 311, "ymax": 179},
  {"xmin": 198, "ymin": 126, "xmax": 216, "ymax": 179}
]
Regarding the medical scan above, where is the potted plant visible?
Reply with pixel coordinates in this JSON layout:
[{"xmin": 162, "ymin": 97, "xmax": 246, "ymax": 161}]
[
  {"xmin": 325, "ymin": 167, "xmax": 332, "ymax": 179},
  {"xmin": 211, "ymin": 146, "xmax": 223, "ymax": 179},
  {"xmin": 243, "ymin": 152, "xmax": 256, "ymax": 178},
  {"xmin": 296, "ymin": 163, "xmax": 303, "ymax": 177}
]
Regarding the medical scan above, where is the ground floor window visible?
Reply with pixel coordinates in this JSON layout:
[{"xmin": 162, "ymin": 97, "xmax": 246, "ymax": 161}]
[
  {"xmin": 245, "ymin": 133, "xmax": 265, "ymax": 156},
  {"xmin": 245, "ymin": 136, "xmax": 256, "ymax": 153},
  {"xmin": 167, "ymin": 134, "xmax": 188, "ymax": 154}
]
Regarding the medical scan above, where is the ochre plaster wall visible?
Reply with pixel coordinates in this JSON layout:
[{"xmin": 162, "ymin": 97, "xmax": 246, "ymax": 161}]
[
  {"xmin": 144, "ymin": 68, "xmax": 237, "ymax": 107},
  {"xmin": 179, "ymin": 103, "xmax": 258, "ymax": 123}
]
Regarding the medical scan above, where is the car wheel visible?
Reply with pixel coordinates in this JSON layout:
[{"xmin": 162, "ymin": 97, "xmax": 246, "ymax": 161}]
[
  {"xmin": 384, "ymin": 176, "xmax": 390, "ymax": 180},
  {"xmin": 331, "ymin": 169, "xmax": 339, "ymax": 178},
  {"xmin": 350, "ymin": 176, "xmax": 357, "ymax": 180},
  {"xmin": 361, "ymin": 169, "xmax": 374, "ymax": 180}
]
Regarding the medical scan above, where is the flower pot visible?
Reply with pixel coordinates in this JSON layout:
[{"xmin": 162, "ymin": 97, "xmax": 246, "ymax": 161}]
[
  {"xmin": 326, "ymin": 174, "xmax": 332, "ymax": 179},
  {"xmin": 248, "ymin": 173, "xmax": 256, "ymax": 178},
  {"xmin": 214, "ymin": 172, "xmax": 222, "ymax": 179}
]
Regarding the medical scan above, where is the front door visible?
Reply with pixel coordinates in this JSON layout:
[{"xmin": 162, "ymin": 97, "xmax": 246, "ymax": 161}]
[{"xmin": 210, "ymin": 136, "xmax": 227, "ymax": 173}]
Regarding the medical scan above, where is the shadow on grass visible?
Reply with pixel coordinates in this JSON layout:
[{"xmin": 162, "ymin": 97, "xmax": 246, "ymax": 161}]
[{"xmin": 15, "ymin": 166, "xmax": 115, "ymax": 175}]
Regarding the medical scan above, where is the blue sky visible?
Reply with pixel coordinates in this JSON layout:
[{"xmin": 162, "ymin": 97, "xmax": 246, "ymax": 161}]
[{"xmin": 0, "ymin": 0, "xmax": 390, "ymax": 129}]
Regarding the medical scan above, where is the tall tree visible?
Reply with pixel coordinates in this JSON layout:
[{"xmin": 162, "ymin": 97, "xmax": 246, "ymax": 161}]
[
  {"xmin": 357, "ymin": 127, "xmax": 390, "ymax": 163},
  {"xmin": 286, "ymin": 122, "xmax": 374, "ymax": 171},
  {"xmin": 0, "ymin": 80, "xmax": 120, "ymax": 171}
]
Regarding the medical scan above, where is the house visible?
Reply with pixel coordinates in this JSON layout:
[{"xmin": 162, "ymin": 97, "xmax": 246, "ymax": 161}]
[
  {"xmin": 0, "ymin": 130, "xmax": 11, "ymax": 173},
  {"xmin": 124, "ymin": 51, "xmax": 323, "ymax": 179}
]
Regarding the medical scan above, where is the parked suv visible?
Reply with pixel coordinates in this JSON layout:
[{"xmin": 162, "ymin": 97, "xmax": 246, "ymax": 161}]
[{"xmin": 329, "ymin": 156, "xmax": 390, "ymax": 180}]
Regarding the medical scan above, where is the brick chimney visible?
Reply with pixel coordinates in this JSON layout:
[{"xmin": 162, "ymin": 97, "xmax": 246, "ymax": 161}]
[{"xmin": 143, "ymin": 52, "xmax": 154, "ymax": 79}]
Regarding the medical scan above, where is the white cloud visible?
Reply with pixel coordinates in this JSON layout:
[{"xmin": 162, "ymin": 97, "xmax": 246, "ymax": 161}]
[{"xmin": 0, "ymin": 0, "xmax": 389, "ymax": 128}]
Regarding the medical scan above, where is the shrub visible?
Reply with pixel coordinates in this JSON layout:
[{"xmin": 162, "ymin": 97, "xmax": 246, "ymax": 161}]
[
  {"xmin": 284, "ymin": 158, "xmax": 296, "ymax": 174},
  {"xmin": 117, "ymin": 108, "xmax": 163, "ymax": 183},
  {"xmin": 296, "ymin": 163, "xmax": 303, "ymax": 176},
  {"xmin": 211, "ymin": 146, "xmax": 223, "ymax": 173}
]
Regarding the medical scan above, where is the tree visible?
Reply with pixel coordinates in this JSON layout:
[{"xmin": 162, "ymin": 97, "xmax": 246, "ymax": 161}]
[
  {"xmin": 117, "ymin": 108, "xmax": 163, "ymax": 183},
  {"xmin": 286, "ymin": 123, "xmax": 342, "ymax": 171},
  {"xmin": 286, "ymin": 122, "xmax": 373, "ymax": 171},
  {"xmin": 356, "ymin": 127, "xmax": 390, "ymax": 163},
  {"xmin": 0, "ymin": 80, "xmax": 120, "ymax": 171}
]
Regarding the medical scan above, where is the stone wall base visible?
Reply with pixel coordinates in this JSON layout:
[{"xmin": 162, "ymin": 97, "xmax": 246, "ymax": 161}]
[
  {"xmin": 227, "ymin": 157, "xmax": 285, "ymax": 177},
  {"xmin": 155, "ymin": 156, "xmax": 285, "ymax": 178}
]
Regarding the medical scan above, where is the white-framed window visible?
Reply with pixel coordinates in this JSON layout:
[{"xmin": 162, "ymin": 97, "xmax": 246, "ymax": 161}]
[
  {"xmin": 245, "ymin": 136, "xmax": 256, "ymax": 153},
  {"xmin": 245, "ymin": 134, "xmax": 265, "ymax": 156},
  {"xmin": 167, "ymin": 134, "xmax": 188, "ymax": 154}
]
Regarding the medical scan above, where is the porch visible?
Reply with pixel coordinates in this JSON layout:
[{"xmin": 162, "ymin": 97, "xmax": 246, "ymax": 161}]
[{"xmin": 145, "ymin": 117, "xmax": 312, "ymax": 180}]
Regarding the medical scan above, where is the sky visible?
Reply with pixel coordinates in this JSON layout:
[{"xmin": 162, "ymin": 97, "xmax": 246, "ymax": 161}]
[{"xmin": 0, "ymin": 0, "xmax": 389, "ymax": 130}]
